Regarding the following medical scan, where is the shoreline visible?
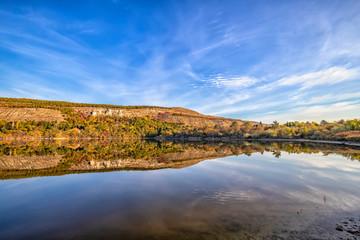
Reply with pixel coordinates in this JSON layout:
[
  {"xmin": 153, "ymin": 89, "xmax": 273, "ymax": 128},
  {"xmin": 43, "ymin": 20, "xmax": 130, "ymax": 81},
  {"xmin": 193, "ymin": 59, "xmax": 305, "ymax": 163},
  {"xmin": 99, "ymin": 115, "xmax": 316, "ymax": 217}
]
[{"xmin": 1, "ymin": 136, "xmax": 360, "ymax": 147}]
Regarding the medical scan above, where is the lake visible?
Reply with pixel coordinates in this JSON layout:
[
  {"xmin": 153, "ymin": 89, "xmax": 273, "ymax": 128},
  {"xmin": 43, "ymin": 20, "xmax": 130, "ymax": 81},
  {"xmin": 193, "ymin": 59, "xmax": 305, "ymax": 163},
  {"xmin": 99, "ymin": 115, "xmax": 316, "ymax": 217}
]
[{"xmin": 1, "ymin": 140, "xmax": 360, "ymax": 239}]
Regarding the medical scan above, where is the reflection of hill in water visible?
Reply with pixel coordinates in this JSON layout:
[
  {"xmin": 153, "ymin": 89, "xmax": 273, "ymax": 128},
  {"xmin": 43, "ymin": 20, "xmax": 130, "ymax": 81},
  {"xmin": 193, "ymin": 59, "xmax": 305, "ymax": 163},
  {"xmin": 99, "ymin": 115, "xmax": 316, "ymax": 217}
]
[{"xmin": 1, "ymin": 140, "xmax": 360, "ymax": 179}]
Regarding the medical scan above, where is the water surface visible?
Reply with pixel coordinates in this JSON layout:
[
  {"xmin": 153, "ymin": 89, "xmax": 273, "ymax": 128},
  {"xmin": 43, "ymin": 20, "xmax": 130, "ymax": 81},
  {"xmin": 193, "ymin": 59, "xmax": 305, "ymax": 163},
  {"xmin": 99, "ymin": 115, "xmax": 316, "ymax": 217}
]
[{"xmin": 1, "ymin": 141, "xmax": 360, "ymax": 239}]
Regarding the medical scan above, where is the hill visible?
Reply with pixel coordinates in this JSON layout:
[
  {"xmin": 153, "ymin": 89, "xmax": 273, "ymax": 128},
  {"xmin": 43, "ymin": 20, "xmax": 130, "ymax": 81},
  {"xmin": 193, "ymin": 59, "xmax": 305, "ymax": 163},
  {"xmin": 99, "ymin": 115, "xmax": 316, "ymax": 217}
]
[
  {"xmin": 0, "ymin": 97, "xmax": 359, "ymax": 142},
  {"xmin": 0, "ymin": 97, "xmax": 256, "ymax": 130}
]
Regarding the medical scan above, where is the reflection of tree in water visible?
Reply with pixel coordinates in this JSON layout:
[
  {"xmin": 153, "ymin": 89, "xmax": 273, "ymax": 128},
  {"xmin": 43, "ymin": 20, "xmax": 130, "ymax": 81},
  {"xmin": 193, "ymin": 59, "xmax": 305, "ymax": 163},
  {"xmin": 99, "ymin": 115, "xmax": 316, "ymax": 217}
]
[
  {"xmin": 272, "ymin": 150, "xmax": 281, "ymax": 158},
  {"xmin": 1, "ymin": 140, "xmax": 360, "ymax": 179},
  {"xmin": 1, "ymin": 140, "xmax": 360, "ymax": 161}
]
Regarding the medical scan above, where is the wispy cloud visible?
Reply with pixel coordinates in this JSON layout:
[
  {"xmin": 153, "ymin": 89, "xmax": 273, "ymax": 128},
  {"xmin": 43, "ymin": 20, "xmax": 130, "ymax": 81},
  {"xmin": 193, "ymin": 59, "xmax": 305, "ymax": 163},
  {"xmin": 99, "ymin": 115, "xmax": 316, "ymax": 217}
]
[
  {"xmin": 277, "ymin": 67, "xmax": 358, "ymax": 90},
  {"xmin": 207, "ymin": 74, "xmax": 258, "ymax": 88},
  {"xmin": 192, "ymin": 73, "xmax": 258, "ymax": 89}
]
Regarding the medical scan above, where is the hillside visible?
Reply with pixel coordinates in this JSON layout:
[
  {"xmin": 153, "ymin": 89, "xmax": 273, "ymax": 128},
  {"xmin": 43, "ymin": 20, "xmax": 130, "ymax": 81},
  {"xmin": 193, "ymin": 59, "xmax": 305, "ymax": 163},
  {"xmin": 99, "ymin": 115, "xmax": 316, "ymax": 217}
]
[
  {"xmin": 0, "ymin": 97, "xmax": 359, "ymax": 142},
  {"xmin": 0, "ymin": 97, "xmax": 254, "ymax": 129}
]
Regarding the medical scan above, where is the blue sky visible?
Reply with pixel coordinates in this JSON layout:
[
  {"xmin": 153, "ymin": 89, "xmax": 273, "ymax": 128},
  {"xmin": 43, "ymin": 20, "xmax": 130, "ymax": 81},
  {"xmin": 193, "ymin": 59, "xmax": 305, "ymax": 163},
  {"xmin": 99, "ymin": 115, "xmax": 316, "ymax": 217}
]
[{"xmin": 0, "ymin": 0, "xmax": 359, "ymax": 123}]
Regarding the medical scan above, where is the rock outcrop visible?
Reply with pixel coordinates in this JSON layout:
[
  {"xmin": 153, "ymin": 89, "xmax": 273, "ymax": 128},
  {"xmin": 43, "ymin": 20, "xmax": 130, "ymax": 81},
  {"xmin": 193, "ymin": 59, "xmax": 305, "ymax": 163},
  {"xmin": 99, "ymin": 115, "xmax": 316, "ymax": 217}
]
[{"xmin": 74, "ymin": 107, "xmax": 254, "ymax": 129}]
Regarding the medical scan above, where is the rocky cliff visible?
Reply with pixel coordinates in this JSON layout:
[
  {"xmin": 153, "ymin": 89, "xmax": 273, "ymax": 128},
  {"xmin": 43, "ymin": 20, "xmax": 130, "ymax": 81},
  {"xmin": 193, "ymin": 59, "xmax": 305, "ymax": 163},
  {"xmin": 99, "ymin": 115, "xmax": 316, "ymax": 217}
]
[{"xmin": 73, "ymin": 106, "xmax": 254, "ymax": 129}]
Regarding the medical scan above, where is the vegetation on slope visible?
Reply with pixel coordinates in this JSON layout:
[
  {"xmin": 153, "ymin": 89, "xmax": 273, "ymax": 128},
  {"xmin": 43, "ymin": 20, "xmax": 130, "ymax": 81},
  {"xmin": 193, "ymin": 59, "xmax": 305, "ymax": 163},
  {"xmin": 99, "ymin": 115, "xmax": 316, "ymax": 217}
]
[{"xmin": 0, "ymin": 97, "xmax": 359, "ymax": 142}]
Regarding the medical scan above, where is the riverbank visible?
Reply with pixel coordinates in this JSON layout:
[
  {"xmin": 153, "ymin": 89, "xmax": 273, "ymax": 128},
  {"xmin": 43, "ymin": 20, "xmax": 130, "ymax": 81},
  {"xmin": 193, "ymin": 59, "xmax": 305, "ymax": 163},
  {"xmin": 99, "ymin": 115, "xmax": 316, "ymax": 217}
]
[{"xmin": 1, "ymin": 135, "xmax": 360, "ymax": 147}]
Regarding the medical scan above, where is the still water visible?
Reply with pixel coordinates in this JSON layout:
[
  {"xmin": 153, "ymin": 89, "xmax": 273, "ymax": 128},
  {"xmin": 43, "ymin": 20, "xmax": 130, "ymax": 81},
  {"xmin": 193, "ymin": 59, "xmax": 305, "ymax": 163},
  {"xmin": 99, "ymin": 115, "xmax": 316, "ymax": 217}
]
[{"xmin": 1, "ymin": 141, "xmax": 360, "ymax": 239}]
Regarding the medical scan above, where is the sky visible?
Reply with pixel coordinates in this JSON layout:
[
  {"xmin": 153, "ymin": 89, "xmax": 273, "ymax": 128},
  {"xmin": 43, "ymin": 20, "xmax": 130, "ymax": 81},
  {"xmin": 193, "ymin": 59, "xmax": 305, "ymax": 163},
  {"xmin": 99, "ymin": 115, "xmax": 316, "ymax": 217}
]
[{"xmin": 0, "ymin": 0, "xmax": 359, "ymax": 123}]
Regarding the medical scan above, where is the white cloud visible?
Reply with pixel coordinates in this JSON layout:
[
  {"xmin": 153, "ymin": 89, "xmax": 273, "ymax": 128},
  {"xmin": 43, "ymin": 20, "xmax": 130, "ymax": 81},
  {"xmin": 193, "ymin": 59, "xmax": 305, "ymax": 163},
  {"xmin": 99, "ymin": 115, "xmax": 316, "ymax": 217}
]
[
  {"xmin": 277, "ymin": 67, "xmax": 358, "ymax": 89},
  {"xmin": 201, "ymin": 73, "xmax": 258, "ymax": 88}
]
